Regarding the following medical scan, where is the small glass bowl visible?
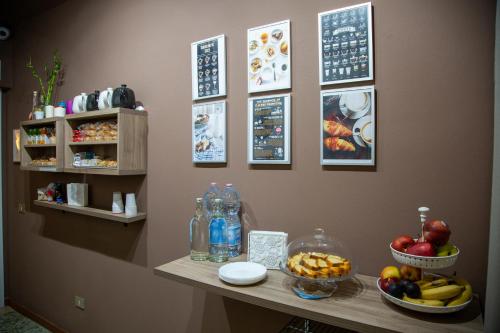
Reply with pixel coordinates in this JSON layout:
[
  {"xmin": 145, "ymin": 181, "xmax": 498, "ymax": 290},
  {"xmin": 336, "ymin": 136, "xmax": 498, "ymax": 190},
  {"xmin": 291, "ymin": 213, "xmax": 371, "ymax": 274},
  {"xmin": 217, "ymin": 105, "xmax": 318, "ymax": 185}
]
[{"xmin": 280, "ymin": 228, "xmax": 357, "ymax": 299}]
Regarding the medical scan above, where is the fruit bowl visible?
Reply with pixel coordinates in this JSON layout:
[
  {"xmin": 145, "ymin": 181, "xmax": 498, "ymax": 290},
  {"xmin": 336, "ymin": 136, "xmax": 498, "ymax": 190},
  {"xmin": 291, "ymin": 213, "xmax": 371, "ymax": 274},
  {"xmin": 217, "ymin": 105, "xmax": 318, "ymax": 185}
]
[
  {"xmin": 377, "ymin": 278, "xmax": 471, "ymax": 313},
  {"xmin": 390, "ymin": 242, "xmax": 459, "ymax": 269},
  {"xmin": 279, "ymin": 228, "xmax": 357, "ymax": 299}
]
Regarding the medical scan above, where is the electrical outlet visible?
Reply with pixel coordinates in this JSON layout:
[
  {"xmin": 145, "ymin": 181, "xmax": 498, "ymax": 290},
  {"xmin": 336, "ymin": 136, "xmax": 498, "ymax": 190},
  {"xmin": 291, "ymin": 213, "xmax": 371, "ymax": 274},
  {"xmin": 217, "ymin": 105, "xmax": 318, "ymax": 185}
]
[
  {"xmin": 74, "ymin": 296, "xmax": 85, "ymax": 310},
  {"xmin": 17, "ymin": 202, "xmax": 25, "ymax": 214}
]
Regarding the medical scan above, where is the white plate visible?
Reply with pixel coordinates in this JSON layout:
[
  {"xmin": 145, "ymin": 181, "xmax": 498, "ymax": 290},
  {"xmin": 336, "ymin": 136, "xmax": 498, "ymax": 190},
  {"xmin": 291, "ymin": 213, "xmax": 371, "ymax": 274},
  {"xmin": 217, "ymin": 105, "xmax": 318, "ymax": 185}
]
[{"xmin": 218, "ymin": 262, "xmax": 267, "ymax": 285}]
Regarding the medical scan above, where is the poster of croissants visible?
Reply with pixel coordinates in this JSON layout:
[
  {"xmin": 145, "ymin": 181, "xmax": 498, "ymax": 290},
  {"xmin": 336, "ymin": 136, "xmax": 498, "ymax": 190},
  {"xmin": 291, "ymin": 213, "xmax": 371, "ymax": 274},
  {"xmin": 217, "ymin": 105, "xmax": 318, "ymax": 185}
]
[{"xmin": 321, "ymin": 86, "xmax": 375, "ymax": 165}]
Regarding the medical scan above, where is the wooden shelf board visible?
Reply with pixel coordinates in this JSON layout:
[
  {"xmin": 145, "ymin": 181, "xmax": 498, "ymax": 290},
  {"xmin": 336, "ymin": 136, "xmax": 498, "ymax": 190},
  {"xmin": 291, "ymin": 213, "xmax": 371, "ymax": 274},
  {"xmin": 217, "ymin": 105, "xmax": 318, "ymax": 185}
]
[
  {"xmin": 24, "ymin": 144, "xmax": 57, "ymax": 148},
  {"xmin": 20, "ymin": 165, "xmax": 61, "ymax": 172},
  {"xmin": 65, "ymin": 108, "xmax": 147, "ymax": 121},
  {"xmin": 21, "ymin": 117, "xmax": 64, "ymax": 126},
  {"xmin": 33, "ymin": 200, "xmax": 146, "ymax": 223},
  {"xmin": 68, "ymin": 141, "xmax": 117, "ymax": 146},
  {"xmin": 63, "ymin": 167, "xmax": 146, "ymax": 176},
  {"xmin": 154, "ymin": 256, "xmax": 483, "ymax": 333}
]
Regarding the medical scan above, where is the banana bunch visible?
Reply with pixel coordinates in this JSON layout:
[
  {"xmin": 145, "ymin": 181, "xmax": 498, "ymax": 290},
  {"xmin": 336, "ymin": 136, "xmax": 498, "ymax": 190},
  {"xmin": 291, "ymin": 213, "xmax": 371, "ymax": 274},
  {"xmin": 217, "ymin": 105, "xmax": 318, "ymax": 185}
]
[{"xmin": 405, "ymin": 275, "xmax": 472, "ymax": 307}]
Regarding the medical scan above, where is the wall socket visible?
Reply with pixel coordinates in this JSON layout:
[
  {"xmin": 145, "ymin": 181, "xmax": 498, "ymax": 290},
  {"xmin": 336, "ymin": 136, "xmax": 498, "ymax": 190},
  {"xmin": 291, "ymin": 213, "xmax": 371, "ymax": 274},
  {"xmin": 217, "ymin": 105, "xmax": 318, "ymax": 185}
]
[{"xmin": 74, "ymin": 296, "xmax": 85, "ymax": 310}]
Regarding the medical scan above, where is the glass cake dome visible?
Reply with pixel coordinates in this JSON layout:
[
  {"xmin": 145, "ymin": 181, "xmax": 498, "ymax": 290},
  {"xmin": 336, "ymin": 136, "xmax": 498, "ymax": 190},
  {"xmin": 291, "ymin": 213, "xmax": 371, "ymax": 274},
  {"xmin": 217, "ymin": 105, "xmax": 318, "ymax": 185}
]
[{"xmin": 280, "ymin": 228, "xmax": 357, "ymax": 299}]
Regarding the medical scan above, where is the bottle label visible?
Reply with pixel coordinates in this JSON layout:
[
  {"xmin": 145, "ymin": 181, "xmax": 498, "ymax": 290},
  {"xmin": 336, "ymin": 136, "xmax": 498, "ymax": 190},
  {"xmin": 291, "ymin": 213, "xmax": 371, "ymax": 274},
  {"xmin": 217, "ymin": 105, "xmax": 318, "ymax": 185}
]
[
  {"xmin": 209, "ymin": 218, "xmax": 227, "ymax": 245},
  {"xmin": 227, "ymin": 224, "xmax": 241, "ymax": 247}
]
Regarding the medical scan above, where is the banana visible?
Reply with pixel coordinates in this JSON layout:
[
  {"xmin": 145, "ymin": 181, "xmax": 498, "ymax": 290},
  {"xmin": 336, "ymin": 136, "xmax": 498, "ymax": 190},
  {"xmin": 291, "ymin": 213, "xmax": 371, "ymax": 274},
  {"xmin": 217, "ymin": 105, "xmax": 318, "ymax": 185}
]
[
  {"xmin": 403, "ymin": 295, "xmax": 444, "ymax": 307},
  {"xmin": 418, "ymin": 278, "xmax": 449, "ymax": 290},
  {"xmin": 447, "ymin": 278, "xmax": 472, "ymax": 306},
  {"xmin": 420, "ymin": 284, "xmax": 464, "ymax": 300}
]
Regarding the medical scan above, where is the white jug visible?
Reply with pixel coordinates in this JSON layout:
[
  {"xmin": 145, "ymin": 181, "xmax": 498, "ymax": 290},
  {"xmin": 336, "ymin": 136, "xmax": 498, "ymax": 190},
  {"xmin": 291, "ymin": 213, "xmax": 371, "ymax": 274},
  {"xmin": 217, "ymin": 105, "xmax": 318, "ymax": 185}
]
[
  {"xmin": 72, "ymin": 93, "xmax": 87, "ymax": 113},
  {"xmin": 98, "ymin": 87, "xmax": 113, "ymax": 110}
]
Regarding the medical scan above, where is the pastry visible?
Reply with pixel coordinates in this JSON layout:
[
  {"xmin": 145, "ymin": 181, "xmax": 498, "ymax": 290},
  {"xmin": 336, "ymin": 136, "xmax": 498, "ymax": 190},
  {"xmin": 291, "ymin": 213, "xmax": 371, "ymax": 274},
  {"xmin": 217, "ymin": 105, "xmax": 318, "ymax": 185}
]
[
  {"xmin": 323, "ymin": 120, "xmax": 352, "ymax": 137},
  {"xmin": 324, "ymin": 137, "xmax": 355, "ymax": 152}
]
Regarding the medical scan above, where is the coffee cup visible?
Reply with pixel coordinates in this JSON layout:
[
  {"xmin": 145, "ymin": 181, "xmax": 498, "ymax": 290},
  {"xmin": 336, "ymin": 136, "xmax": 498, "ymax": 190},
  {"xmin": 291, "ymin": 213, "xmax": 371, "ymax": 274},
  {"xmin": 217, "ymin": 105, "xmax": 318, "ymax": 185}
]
[{"xmin": 360, "ymin": 121, "xmax": 373, "ymax": 145}]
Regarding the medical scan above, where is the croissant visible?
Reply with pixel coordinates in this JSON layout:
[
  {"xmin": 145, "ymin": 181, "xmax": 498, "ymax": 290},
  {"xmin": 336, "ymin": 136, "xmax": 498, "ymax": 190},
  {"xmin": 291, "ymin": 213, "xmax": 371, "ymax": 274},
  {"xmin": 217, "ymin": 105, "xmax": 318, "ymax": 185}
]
[
  {"xmin": 323, "ymin": 120, "xmax": 352, "ymax": 137},
  {"xmin": 324, "ymin": 137, "xmax": 355, "ymax": 152}
]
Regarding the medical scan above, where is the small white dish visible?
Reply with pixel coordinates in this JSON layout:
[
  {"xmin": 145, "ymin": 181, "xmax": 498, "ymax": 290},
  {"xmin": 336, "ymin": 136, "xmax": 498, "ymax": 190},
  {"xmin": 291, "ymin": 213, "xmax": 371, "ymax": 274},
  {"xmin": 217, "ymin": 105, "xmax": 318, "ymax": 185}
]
[{"xmin": 218, "ymin": 262, "xmax": 267, "ymax": 285}]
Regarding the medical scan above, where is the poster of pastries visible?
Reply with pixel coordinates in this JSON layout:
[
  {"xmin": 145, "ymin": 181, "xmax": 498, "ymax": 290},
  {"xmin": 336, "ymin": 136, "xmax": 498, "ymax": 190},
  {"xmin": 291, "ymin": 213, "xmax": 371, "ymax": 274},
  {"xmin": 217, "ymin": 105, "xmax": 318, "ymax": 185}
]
[
  {"xmin": 248, "ymin": 94, "xmax": 290, "ymax": 164},
  {"xmin": 192, "ymin": 101, "xmax": 226, "ymax": 163},
  {"xmin": 321, "ymin": 86, "xmax": 375, "ymax": 165},
  {"xmin": 318, "ymin": 2, "xmax": 373, "ymax": 85},
  {"xmin": 191, "ymin": 35, "xmax": 226, "ymax": 100},
  {"xmin": 247, "ymin": 20, "xmax": 291, "ymax": 93},
  {"xmin": 13, "ymin": 129, "xmax": 20, "ymax": 163}
]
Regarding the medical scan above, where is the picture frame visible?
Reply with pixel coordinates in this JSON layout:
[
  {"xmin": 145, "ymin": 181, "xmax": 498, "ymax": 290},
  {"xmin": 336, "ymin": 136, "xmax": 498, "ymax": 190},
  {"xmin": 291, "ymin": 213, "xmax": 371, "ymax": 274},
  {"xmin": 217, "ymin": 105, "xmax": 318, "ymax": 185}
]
[
  {"xmin": 247, "ymin": 93, "xmax": 291, "ymax": 164},
  {"xmin": 191, "ymin": 35, "xmax": 227, "ymax": 100},
  {"xmin": 192, "ymin": 101, "xmax": 227, "ymax": 163},
  {"xmin": 318, "ymin": 2, "xmax": 373, "ymax": 85},
  {"xmin": 13, "ymin": 129, "xmax": 20, "ymax": 163},
  {"xmin": 247, "ymin": 20, "xmax": 291, "ymax": 93},
  {"xmin": 321, "ymin": 86, "xmax": 375, "ymax": 166}
]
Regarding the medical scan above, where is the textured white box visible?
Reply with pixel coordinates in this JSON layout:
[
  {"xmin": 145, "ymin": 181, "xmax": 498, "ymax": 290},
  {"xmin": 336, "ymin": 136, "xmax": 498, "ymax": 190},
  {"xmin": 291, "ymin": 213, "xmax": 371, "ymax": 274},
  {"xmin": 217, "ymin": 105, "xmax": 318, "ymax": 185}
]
[
  {"xmin": 247, "ymin": 231, "xmax": 288, "ymax": 269},
  {"xmin": 67, "ymin": 183, "xmax": 88, "ymax": 207}
]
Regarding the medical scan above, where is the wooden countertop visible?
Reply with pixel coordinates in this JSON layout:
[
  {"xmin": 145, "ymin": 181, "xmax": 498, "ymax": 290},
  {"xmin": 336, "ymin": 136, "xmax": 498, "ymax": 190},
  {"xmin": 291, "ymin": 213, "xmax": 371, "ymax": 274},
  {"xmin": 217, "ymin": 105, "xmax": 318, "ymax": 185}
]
[{"xmin": 154, "ymin": 256, "xmax": 483, "ymax": 333}]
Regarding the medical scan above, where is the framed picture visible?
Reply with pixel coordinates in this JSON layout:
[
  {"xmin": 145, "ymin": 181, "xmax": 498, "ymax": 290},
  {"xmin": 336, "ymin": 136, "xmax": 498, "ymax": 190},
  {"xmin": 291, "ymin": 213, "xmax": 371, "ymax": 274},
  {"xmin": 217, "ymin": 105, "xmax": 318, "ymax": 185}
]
[
  {"xmin": 247, "ymin": 20, "xmax": 291, "ymax": 93},
  {"xmin": 191, "ymin": 35, "xmax": 226, "ymax": 100},
  {"xmin": 192, "ymin": 101, "xmax": 226, "ymax": 163},
  {"xmin": 248, "ymin": 94, "xmax": 291, "ymax": 164},
  {"xmin": 318, "ymin": 2, "xmax": 373, "ymax": 85},
  {"xmin": 321, "ymin": 86, "xmax": 375, "ymax": 165},
  {"xmin": 13, "ymin": 129, "xmax": 20, "ymax": 163}
]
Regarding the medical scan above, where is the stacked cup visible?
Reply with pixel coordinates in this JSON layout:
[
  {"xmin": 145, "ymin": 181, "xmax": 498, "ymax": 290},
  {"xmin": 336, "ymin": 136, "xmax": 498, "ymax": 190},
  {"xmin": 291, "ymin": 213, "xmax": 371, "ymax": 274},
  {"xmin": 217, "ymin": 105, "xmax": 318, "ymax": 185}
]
[
  {"xmin": 125, "ymin": 193, "xmax": 138, "ymax": 217},
  {"xmin": 112, "ymin": 192, "xmax": 124, "ymax": 214}
]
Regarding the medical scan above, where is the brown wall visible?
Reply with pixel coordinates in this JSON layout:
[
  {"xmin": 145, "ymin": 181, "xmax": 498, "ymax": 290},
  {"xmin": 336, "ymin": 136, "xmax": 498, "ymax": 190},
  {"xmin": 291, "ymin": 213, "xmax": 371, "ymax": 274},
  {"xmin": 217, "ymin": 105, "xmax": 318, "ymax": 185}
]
[{"xmin": 3, "ymin": 0, "xmax": 495, "ymax": 332}]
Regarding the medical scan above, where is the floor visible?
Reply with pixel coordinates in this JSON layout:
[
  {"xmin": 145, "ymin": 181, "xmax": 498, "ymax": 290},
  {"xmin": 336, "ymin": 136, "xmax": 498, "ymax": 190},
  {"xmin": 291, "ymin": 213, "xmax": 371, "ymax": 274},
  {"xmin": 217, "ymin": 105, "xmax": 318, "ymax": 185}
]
[{"xmin": 0, "ymin": 307, "xmax": 49, "ymax": 333}]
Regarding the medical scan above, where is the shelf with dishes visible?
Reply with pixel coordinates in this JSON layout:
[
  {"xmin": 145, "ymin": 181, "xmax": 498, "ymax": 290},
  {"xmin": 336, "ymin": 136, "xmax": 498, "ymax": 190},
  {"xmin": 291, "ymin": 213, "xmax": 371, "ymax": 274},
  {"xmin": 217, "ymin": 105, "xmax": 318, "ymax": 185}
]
[
  {"xmin": 33, "ymin": 200, "xmax": 146, "ymax": 223},
  {"xmin": 64, "ymin": 107, "xmax": 147, "ymax": 175},
  {"xmin": 20, "ymin": 117, "xmax": 64, "ymax": 172}
]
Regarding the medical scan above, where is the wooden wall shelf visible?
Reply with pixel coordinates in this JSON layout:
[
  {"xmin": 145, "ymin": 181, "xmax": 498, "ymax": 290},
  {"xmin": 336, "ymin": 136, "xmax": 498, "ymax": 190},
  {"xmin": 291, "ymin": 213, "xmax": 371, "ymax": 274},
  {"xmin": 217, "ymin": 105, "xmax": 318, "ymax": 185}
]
[
  {"xmin": 33, "ymin": 200, "xmax": 146, "ymax": 223},
  {"xmin": 20, "ymin": 117, "xmax": 64, "ymax": 172},
  {"xmin": 154, "ymin": 256, "xmax": 483, "ymax": 333},
  {"xmin": 64, "ymin": 108, "xmax": 147, "ymax": 176}
]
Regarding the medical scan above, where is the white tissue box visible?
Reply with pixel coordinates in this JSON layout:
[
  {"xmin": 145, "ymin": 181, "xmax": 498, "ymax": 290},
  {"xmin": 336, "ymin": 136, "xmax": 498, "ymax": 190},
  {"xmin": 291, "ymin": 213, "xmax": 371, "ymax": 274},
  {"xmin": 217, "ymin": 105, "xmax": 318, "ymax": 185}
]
[
  {"xmin": 67, "ymin": 183, "xmax": 88, "ymax": 207},
  {"xmin": 247, "ymin": 231, "xmax": 288, "ymax": 269}
]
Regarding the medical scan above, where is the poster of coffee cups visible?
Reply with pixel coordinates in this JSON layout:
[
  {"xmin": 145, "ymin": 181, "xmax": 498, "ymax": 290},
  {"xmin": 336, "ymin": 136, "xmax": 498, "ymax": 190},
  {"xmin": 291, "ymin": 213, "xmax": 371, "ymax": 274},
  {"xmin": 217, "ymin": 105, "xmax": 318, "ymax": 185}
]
[
  {"xmin": 248, "ymin": 20, "xmax": 291, "ymax": 93},
  {"xmin": 318, "ymin": 2, "xmax": 373, "ymax": 85},
  {"xmin": 192, "ymin": 101, "xmax": 226, "ymax": 163},
  {"xmin": 248, "ymin": 94, "xmax": 291, "ymax": 164},
  {"xmin": 191, "ymin": 35, "xmax": 226, "ymax": 100},
  {"xmin": 321, "ymin": 86, "xmax": 375, "ymax": 166}
]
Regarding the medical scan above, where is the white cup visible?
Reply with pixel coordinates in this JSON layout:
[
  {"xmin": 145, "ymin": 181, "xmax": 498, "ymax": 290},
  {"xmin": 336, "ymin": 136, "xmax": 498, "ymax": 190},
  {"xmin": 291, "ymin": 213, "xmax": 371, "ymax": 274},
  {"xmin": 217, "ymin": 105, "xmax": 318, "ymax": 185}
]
[
  {"xmin": 112, "ymin": 192, "xmax": 124, "ymax": 214},
  {"xmin": 44, "ymin": 105, "xmax": 54, "ymax": 118}
]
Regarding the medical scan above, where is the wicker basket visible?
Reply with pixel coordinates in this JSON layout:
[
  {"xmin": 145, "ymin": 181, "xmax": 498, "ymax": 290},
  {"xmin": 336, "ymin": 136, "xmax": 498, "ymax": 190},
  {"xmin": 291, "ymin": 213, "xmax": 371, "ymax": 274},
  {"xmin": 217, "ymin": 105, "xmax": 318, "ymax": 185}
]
[{"xmin": 389, "ymin": 243, "xmax": 459, "ymax": 269}]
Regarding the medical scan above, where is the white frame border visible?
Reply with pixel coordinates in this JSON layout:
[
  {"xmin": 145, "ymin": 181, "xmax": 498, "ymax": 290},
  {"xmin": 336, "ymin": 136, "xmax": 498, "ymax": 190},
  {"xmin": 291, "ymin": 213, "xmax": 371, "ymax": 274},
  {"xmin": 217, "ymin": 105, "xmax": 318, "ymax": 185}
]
[
  {"xmin": 247, "ymin": 20, "xmax": 291, "ymax": 94},
  {"xmin": 191, "ymin": 34, "xmax": 227, "ymax": 101},
  {"xmin": 320, "ymin": 85, "xmax": 375, "ymax": 166},
  {"xmin": 248, "ymin": 93, "xmax": 291, "ymax": 164},
  {"xmin": 192, "ymin": 100, "xmax": 227, "ymax": 164},
  {"xmin": 318, "ymin": 2, "xmax": 373, "ymax": 86}
]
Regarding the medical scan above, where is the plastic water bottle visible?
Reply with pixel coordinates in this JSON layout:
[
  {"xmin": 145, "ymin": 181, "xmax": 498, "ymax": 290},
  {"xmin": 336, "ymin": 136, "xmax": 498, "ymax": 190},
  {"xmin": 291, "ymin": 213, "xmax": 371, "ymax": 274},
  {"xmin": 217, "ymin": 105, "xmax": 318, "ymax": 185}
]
[
  {"xmin": 221, "ymin": 184, "xmax": 241, "ymax": 257},
  {"xmin": 208, "ymin": 199, "xmax": 228, "ymax": 262},
  {"xmin": 203, "ymin": 182, "xmax": 221, "ymax": 220},
  {"xmin": 190, "ymin": 198, "xmax": 209, "ymax": 261}
]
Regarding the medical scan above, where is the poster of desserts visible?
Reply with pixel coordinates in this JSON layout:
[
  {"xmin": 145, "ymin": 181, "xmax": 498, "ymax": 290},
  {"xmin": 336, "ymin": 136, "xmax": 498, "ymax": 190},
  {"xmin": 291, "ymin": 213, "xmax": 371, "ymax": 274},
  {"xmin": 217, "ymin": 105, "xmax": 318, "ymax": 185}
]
[
  {"xmin": 192, "ymin": 101, "xmax": 226, "ymax": 163},
  {"xmin": 248, "ymin": 94, "xmax": 291, "ymax": 164},
  {"xmin": 191, "ymin": 35, "xmax": 226, "ymax": 100},
  {"xmin": 318, "ymin": 2, "xmax": 373, "ymax": 85},
  {"xmin": 247, "ymin": 20, "xmax": 291, "ymax": 93},
  {"xmin": 321, "ymin": 86, "xmax": 375, "ymax": 165}
]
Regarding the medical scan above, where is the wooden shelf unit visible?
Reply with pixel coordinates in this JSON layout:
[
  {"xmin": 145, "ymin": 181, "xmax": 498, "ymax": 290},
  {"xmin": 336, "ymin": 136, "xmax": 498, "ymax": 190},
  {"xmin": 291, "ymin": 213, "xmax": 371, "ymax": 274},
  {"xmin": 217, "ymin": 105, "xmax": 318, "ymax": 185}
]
[
  {"xmin": 64, "ymin": 108, "xmax": 147, "ymax": 176},
  {"xmin": 20, "ymin": 117, "xmax": 65, "ymax": 172},
  {"xmin": 33, "ymin": 200, "xmax": 146, "ymax": 223}
]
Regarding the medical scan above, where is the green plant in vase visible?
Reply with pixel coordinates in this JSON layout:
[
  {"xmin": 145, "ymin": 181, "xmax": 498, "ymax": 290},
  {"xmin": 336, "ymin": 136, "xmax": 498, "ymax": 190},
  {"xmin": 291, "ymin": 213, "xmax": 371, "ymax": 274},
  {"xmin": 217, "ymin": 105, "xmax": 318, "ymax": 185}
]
[{"xmin": 26, "ymin": 50, "xmax": 63, "ymax": 118}]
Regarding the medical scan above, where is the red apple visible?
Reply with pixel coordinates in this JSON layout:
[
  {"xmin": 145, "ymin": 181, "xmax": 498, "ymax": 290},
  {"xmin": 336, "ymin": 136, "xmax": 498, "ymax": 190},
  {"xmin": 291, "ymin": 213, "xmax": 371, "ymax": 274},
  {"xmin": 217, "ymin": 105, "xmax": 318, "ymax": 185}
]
[
  {"xmin": 399, "ymin": 265, "xmax": 421, "ymax": 281},
  {"xmin": 391, "ymin": 235, "xmax": 415, "ymax": 253},
  {"xmin": 423, "ymin": 220, "xmax": 451, "ymax": 246},
  {"xmin": 380, "ymin": 277, "xmax": 399, "ymax": 293},
  {"xmin": 406, "ymin": 242, "xmax": 436, "ymax": 257}
]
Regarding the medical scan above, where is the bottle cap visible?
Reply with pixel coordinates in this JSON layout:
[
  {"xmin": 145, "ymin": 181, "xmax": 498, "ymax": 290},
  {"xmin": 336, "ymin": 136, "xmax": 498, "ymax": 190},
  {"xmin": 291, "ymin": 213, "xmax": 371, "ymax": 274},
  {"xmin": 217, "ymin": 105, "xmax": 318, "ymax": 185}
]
[{"xmin": 225, "ymin": 183, "xmax": 233, "ymax": 187}]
